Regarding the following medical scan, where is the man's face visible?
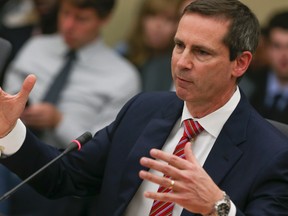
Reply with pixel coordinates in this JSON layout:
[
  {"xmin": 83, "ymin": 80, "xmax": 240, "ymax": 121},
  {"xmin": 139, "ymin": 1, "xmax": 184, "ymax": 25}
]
[
  {"xmin": 58, "ymin": 1, "xmax": 106, "ymax": 49},
  {"xmin": 172, "ymin": 13, "xmax": 239, "ymax": 115},
  {"xmin": 268, "ymin": 28, "xmax": 288, "ymax": 81}
]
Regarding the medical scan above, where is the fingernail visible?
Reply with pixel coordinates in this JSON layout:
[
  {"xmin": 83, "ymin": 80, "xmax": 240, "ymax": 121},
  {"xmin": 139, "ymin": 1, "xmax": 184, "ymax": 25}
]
[
  {"xmin": 150, "ymin": 149, "xmax": 158, "ymax": 155},
  {"xmin": 140, "ymin": 157, "xmax": 148, "ymax": 164}
]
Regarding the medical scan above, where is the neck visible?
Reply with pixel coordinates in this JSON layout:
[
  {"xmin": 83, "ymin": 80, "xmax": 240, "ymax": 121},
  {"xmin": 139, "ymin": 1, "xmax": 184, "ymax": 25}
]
[{"xmin": 186, "ymin": 87, "xmax": 237, "ymax": 118}]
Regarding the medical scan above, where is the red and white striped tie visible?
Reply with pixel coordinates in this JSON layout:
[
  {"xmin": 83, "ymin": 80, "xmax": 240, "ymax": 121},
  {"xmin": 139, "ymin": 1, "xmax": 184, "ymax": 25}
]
[{"xmin": 149, "ymin": 119, "xmax": 204, "ymax": 216}]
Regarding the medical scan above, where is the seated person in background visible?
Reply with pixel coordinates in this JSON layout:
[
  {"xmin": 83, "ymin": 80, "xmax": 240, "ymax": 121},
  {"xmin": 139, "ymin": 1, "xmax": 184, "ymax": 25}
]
[
  {"xmin": 1, "ymin": 0, "xmax": 288, "ymax": 215},
  {"xmin": 247, "ymin": 28, "xmax": 270, "ymax": 74},
  {"xmin": 2, "ymin": 0, "xmax": 139, "ymax": 215},
  {"xmin": 116, "ymin": 0, "xmax": 185, "ymax": 92},
  {"xmin": 249, "ymin": 11, "xmax": 288, "ymax": 124},
  {"xmin": 4, "ymin": 0, "xmax": 140, "ymax": 149},
  {"xmin": 239, "ymin": 27, "xmax": 270, "ymax": 99}
]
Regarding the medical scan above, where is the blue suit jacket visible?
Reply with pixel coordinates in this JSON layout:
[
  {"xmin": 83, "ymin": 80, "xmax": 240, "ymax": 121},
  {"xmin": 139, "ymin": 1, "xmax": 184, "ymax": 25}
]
[{"xmin": 3, "ymin": 91, "xmax": 288, "ymax": 215}]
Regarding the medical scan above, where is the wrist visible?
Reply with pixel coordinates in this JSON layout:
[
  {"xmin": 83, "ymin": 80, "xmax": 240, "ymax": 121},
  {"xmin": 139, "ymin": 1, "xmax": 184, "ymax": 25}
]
[
  {"xmin": 0, "ymin": 121, "xmax": 17, "ymax": 138},
  {"xmin": 206, "ymin": 191, "xmax": 231, "ymax": 216},
  {"xmin": 0, "ymin": 119, "xmax": 26, "ymax": 157}
]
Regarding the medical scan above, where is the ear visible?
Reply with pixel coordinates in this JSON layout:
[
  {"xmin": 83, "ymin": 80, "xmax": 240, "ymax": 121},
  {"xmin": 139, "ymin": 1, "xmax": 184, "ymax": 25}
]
[{"xmin": 232, "ymin": 51, "xmax": 253, "ymax": 78}]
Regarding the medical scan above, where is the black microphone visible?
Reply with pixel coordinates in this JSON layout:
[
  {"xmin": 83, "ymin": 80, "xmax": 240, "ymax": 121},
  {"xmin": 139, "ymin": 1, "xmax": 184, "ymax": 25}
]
[{"xmin": 0, "ymin": 131, "xmax": 92, "ymax": 201}]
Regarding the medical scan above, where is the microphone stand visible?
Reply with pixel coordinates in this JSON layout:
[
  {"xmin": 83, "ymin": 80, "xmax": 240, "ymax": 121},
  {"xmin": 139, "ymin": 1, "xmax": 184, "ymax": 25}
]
[{"xmin": 0, "ymin": 131, "xmax": 92, "ymax": 201}]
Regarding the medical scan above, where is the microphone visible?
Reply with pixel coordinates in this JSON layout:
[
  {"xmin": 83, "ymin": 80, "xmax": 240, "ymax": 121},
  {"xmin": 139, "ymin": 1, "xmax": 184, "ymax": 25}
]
[{"xmin": 0, "ymin": 131, "xmax": 92, "ymax": 201}]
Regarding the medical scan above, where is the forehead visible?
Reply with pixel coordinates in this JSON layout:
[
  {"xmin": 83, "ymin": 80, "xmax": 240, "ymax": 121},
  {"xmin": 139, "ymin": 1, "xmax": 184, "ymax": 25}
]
[
  {"xmin": 176, "ymin": 13, "xmax": 230, "ymax": 47},
  {"xmin": 270, "ymin": 28, "xmax": 288, "ymax": 41},
  {"xmin": 60, "ymin": 0, "xmax": 99, "ymax": 16}
]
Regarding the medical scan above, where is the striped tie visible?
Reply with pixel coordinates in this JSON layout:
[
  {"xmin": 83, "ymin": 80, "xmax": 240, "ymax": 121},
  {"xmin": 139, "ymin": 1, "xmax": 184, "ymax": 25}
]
[{"xmin": 149, "ymin": 119, "xmax": 204, "ymax": 216}]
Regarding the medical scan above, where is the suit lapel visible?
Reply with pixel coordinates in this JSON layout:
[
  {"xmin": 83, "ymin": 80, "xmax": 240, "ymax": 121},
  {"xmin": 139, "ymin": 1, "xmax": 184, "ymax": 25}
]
[
  {"xmin": 203, "ymin": 94, "xmax": 249, "ymax": 185},
  {"xmin": 115, "ymin": 95, "xmax": 184, "ymax": 213},
  {"xmin": 179, "ymin": 95, "xmax": 250, "ymax": 216}
]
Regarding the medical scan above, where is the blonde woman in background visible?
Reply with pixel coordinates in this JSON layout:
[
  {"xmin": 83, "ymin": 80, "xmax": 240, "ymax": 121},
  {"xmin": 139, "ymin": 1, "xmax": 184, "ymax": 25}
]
[{"xmin": 116, "ymin": 0, "xmax": 186, "ymax": 91}]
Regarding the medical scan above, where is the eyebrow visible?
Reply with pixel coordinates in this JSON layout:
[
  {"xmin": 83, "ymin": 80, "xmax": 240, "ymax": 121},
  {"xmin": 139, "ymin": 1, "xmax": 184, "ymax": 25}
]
[
  {"xmin": 175, "ymin": 37, "xmax": 216, "ymax": 53},
  {"xmin": 191, "ymin": 45, "xmax": 216, "ymax": 54}
]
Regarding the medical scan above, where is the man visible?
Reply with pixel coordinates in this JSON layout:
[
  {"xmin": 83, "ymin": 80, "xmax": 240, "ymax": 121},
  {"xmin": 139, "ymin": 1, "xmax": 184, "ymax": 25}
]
[
  {"xmin": 249, "ymin": 11, "xmax": 288, "ymax": 124},
  {"xmin": 0, "ymin": 0, "xmax": 288, "ymax": 215},
  {"xmin": 3, "ymin": 0, "xmax": 140, "ymax": 148}
]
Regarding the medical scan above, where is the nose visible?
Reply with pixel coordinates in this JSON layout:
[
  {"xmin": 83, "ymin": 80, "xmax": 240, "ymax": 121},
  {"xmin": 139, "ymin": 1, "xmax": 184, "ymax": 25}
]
[
  {"xmin": 60, "ymin": 14, "xmax": 75, "ymax": 32},
  {"xmin": 176, "ymin": 50, "xmax": 193, "ymax": 69}
]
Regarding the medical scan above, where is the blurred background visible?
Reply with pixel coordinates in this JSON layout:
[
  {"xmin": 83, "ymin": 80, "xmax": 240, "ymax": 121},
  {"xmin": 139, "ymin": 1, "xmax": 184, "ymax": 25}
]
[{"xmin": 102, "ymin": 0, "xmax": 288, "ymax": 46}]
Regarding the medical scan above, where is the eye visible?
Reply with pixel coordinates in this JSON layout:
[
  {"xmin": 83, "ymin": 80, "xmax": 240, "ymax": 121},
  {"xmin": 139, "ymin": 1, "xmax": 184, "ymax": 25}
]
[
  {"xmin": 174, "ymin": 41, "xmax": 185, "ymax": 51},
  {"xmin": 75, "ymin": 15, "xmax": 90, "ymax": 22},
  {"xmin": 193, "ymin": 48, "xmax": 212, "ymax": 61},
  {"xmin": 195, "ymin": 49, "xmax": 209, "ymax": 56}
]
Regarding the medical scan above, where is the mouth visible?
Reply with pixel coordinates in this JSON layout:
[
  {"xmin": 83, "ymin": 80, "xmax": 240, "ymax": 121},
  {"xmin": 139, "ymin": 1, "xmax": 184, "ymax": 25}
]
[{"xmin": 176, "ymin": 76, "xmax": 191, "ymax": 83}]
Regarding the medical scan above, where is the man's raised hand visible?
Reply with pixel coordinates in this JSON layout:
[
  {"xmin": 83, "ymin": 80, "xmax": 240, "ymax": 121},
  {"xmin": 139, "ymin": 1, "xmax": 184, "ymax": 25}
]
[{"xmin": 0, "ymin": 74, "xmax": 36, "ymax": 137}]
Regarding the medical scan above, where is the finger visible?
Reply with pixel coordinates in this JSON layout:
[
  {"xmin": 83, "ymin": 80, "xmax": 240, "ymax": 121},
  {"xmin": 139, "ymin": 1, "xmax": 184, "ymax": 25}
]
[
  {"xmin": 18, "ymin": 74, "xmax": 36, "ymax": 99},
  {"xmin": 140, "ymin": 156, "xmax": 184, "ymax": 179},
  {"xmin": 149, "ymin": 148, "xmax": 192, "ymax": 171},
  {"xmin": 139, "ymin": 170, "xmax": 175, "ymax": 191},
  {"xmin": 143, "ymin": 189, "xmax": 176, "ymax": 203}
]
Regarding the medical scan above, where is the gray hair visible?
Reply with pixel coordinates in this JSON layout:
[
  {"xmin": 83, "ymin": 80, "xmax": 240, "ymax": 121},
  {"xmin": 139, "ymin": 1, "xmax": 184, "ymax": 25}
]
[{"xmin": 183, "ymin": 0, "xmax": 260, "ymax": 61}]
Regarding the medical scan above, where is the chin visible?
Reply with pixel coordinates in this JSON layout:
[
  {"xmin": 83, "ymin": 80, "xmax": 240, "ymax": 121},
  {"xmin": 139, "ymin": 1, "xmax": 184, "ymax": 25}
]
[{"xmin": 175, "ymin": 87, "xmax": 189, "ymax": 100}]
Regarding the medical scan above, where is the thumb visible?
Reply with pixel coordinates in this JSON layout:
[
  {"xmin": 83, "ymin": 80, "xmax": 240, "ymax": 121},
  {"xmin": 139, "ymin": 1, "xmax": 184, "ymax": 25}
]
[{"xmin": 18, "ymin": 74, "xmax": 36, "ymax": 100}]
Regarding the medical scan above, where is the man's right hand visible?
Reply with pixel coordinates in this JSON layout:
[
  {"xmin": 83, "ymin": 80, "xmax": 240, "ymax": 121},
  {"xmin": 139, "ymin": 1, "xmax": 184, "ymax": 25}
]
[{"xmin": 0, "ymin": 74, "xmax": 36, "ymax": 137}]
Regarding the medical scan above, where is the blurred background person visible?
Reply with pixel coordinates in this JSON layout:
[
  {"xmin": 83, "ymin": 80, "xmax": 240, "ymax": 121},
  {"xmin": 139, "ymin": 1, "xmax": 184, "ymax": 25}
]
[
  {"xmin": 239, "ymin": 27, "xmax": 270, "ymax": 99},
  {"xmin": 116, "ymin": 0, "xmax": 185, "ymax": 92},
  {"xmin": 0, "ymin": 0, "xmax": 59, "ymax": 85},
  {"xmin": 249, "ymin": 11, "xmax": 288, "ymax": 124},
  {"xmin": 2, "ymin": 0, "xmax": 140, "ymax": 215},
  {"xmin": 4, "ymin": 0, "xmax": 139, "ymax": 149},
  {"xmin": 247, "ymin": 28, "xmax": 270, "ymax": 74}
]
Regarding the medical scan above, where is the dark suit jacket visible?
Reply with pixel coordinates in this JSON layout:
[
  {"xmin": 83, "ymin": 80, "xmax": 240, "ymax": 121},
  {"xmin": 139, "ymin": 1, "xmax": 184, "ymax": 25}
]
[{"xmin": 2, "ymin": 91, "xmax": 288, "ymax": 215}]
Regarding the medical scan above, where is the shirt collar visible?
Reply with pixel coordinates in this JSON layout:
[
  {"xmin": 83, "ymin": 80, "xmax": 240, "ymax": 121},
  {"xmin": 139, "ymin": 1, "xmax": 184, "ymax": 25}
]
[
  {"xmin": 62, "ymin": 36, "xmax": 103, "ymax": 62},
  {"xmin": 181, "ymin": 86, "xmax": 241, "ymax": 138}
]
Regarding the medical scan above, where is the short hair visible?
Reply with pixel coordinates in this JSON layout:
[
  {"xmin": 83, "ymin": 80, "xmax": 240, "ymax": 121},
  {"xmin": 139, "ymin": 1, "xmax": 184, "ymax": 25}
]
[
  {"xmin": 62, "ymin": 0, "xmax": 115, "ymax": 18},
  {"xmin": 183, "ymin": 0, "xmax": 260, "ymax": 61},
  {"xmin": 266, "ymin": 11, "xmax": 288, "ymax": 37}
]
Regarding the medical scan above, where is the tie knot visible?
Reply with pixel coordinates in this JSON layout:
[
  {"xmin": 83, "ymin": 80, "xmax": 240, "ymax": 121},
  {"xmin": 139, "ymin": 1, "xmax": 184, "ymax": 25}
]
[
  {"xmin": 66, "ymin": 50, "xmax": 77, "ymax": 61},
  {"xmin": 183, "ymin": 119, "xmax": 204, "ymax": 140}
]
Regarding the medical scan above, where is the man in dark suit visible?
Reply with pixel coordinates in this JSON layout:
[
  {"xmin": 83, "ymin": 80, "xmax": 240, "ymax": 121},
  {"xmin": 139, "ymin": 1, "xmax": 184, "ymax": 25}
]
[
  {"xmin": 249, "ymin": 11, "xmax": 288, "ymax": 124},
  {"xmin": 0, "ymin": 0, "xmax": 288, "ymax": 215}
]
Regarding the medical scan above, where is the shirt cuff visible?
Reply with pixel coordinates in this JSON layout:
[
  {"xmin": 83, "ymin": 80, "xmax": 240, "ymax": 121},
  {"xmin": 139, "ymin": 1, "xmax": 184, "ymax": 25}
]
[
  {"xmin": 228, "ymin": 200, "xmax": 236, "ymax": 216},
  {"xmin": 0, "ymin": 119, "xmax": 26, "ymax": 157}
]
